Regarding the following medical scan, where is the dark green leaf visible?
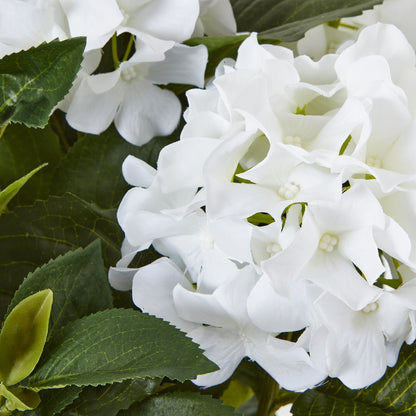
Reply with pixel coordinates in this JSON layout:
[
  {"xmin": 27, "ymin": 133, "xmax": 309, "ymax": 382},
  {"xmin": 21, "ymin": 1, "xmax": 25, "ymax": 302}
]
[
  {"xmin": 25, "ymin": 309, "xmax": 217, "ymax": 390},
  {"xmin": 0, "ymin": 193, "xmax": 122, "ymax": 318},
  {"xmin": 50, "ymin": 125, "xmax": 178, "ymax": 209},
  {"xmin": 0, "ymin": 124, "xmax": 63, "ymax": 207},
  {"xmin": 292, "ymin": 343, "xmax": 416, "ymax": 416},
  {"xmin": 0, "ymin": 290, "xmax": 52, "ymax": 386},
  {"xmin": 60, "ymin": 378, "xmax": 161, "ymax": 416},
  {"xmin": 7, "ymin": 240, "xmax": 112, "ymax": 337},
  {"xmin": 24, "ymin": 386, "xmax": 83, "ymax": 416},
  {"xmin": 119, "ymin": 392, "xmax": 241, "ymax": 416},
  {"xmin": 0, "ymin": 38, "xmax": 86, "ymax": 128},
  {"xmin": 230, "ymin": 0, "xmax": 383, "ymax": 41}
]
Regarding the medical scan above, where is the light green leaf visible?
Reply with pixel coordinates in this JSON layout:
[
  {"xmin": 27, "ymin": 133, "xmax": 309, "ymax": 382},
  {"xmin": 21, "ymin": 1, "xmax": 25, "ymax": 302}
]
[
  {"xmin": 0, "ymin": 384, "xmax": 40, "ymax": 412},
  {"xmin": 292, "ymin": 343, "xmax": 416, "ymax": 416},
  {"xmin": 0, "ymin": 38, "xmax": 86, "ymax": 128},
  {"xmin": 25, "ymin": 309, "xmax": 217, "ymax": 390},
  {"xmin": 0, "ymin": 163, "xmax": 46, "ymax": 214},
  {"xmin": 230, "ymin": 0, "xmax": 383, "ymax": 41},
  {"xmin": 7, "ymin": 240, "xmax": 112, "ymax": 338},
  {"xmin": 60, "ymin": 378, "xmax": 161, "ymax": 416},
  {"xmin": 119, "ymin": 392, "xmax": 241, "ymax": 416},
  {"xmin": 0, "ymin": 124, "xmax": 63, "ymax": 208},
  {"xmin": 220, "ymin": 380, "xmax": 254, "ymax": 410},
  {"xmin": 50, "ymin": 125, "xmax": 178, "ymax": 209},
  {"xmin": 0, "ymin": 193, "xmax": 122, "ymax": 318},
  {"xmin": 0, "ymin": 290, "xmax": 52, "ymax": 386}
]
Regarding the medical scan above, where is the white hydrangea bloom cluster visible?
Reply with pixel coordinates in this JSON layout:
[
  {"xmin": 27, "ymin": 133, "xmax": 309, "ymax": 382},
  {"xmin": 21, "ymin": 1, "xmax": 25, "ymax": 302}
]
[
  {"xmin": 111, "ymin": 23, "xmax": 416, "ymax": 391},
  {"xmin": 0, "ymin": 0, "xmax": 236, "ymax": 145}
]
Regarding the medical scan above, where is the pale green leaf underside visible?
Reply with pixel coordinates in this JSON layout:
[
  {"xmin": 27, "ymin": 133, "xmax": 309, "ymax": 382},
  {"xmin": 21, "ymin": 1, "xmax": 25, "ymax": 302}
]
[{"xmin": 25, "ymin": 309, "xmax": 218, "ymax": 390}]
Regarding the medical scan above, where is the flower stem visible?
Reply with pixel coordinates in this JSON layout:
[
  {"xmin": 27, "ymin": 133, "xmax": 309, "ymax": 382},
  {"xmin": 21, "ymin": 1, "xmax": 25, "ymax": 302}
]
[
  {"xmin": 256, "ymin": 373, "xmax": 278, "ymax": 416},
  {"xmin": 111, "ymin": 33, "xmax": 120, "ymax": 69},
  {"xmin": 122, "ymin": 34, "xmax": 135, "ymax": 62},
  {"xmin": 0, "ymin": 123, "xmax": 8, "ymax": 139}
]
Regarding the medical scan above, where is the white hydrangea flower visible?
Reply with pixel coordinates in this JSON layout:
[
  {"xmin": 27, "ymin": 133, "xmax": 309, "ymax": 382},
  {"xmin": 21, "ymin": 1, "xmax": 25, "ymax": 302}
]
[
  {"xmin": 65, "ymin": 42, "xmax": 207, "ymax": 145},
  {"xmin": 113, "ymin": 23, "xmax": 416, "ymax": 391}
]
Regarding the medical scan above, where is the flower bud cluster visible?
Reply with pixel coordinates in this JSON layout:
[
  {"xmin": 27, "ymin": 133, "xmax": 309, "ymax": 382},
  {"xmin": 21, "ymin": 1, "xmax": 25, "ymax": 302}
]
[{"xmin": 111, "ymin": 23, "xmax": 416, "ymax": 390}]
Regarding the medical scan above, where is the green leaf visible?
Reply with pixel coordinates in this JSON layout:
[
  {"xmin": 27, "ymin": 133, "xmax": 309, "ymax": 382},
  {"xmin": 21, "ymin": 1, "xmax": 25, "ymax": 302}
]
[
  {"xmin": 7, "ymin": 240, "xmax": 112, "ymax": 338},
  {"xmin": 60, "ymin": 378, "xmax": 161, "ymax": 416},
  {"xmin": 0, "ymin": 290, "xmax": 52, "ymax": 386},
  {"xmin": 292, "ymin": 343, "xmax": 416, "ymax": 416},
  {"xmin": 0, "ymin": 38, "xmax": 86, "ymax": 128},
  {"xmin": 230, "ymin": 0, "xmax": 383, "ymax": 41},
  {"xmin": 0, "ymin": 193, "xmax": 122, "ymax": 318},
  {"xmin": 0, "ymin": 124, "xmax": 63, "ymax": 208},
  {"xmin": 0, "ymin": 384, "xmax": 40, "ymax": 412},
  {"xmin": 119, "ymin": 392, "xmax": 241, "ymax": 416},
  {"xmin": 220, "ymin": 380, "xmax": 254, "ymax": 410},
  {"xmin": 0, "ymin": 163, "xmax": 46, "ymax": 214},
  {"xmin": 50, "ymin": 125, "xmax": 178, "ymax": 209},
  {"xmin": 23, "ymin": 386, "xmax": 82, "ymax": 416},
  {"xmin": 25, "ymin": 309, "xmax": 217, "ymax": 390}
]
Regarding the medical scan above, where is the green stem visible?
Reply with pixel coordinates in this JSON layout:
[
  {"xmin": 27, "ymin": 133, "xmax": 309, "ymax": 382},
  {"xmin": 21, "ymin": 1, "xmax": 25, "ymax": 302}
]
[
  {"xmin": 111, "ymin": 33, "xmax": 120, "ymax": 69},
  {"xmin": 256, "ymin": 373, "xmax": 278, "ymax": 416},
  {"xmin": 339, "ymin": 22, "xmax": 359, "ymax": 30},
  {"xmin": 0, "ymin": 123, "xmax": 8, "ymax": 139},
  {"xmin": 122, "ymin": 34, "xmax": 135, "ymax": 62}
]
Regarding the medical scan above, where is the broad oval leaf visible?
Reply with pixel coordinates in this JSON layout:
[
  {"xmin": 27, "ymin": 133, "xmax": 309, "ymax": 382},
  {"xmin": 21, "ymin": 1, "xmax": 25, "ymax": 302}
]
[
  {"xmin": 292, "ymin": 343, "xmax": 416, "ymax": 416},
  {"xmin": 23, "ymin": 386, "xmax": 83, "ymax": 416},
  {"xmin": 60, "ymin": 378, "xmax": 161, "ymax": 416},
  {"xmin": 6, "ymin": 240, "xmax": 112, "ymax": 339},
  {"xmin": 230, "ymin": 0, "xmax": 383, "ymax": 41},
  {"xmin": 0, "ymin": 289, "xmax": 53, "ymax": 386},
  {"xmin": 25, "ymin": 309, "xmax": 218, "ymax": 390},
  {"xmin": 0, "ymin": 193, "xmax": 122, "ymax": 318},
  {"xmin": 119, "ymin": 391, "xmax": 242, "ymax": 416},
  {"xmin": 0, "ymin": 38, "xmax": 86, "ymax": 128}
]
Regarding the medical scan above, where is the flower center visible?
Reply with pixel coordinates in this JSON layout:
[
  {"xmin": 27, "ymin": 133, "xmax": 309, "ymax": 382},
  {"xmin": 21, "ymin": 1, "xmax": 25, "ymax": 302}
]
[
  {"xmin": 284, "ymin": 135, "xmax": 302, "ymax": 147},
  {"xmin": 366, "ymin": 156, "xmax": 382, "ymax": 169},
  {"xmin": 278, "ymin": 182, "xmax": 300, "ymax": 200},
  {"xmin": 318, "ymin": 233, "xmax": 338, "ymax": 253},
  {"xmin": 362, "ymin": 302, "xmax": 379, "ymax": 313},
  {"xmin": 121, "ymin": 66, "xmax": 137, "ymax": 82},
  {"xmin": 266, "ymin": 242, "xmax": 282, "ymax": 256}
]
